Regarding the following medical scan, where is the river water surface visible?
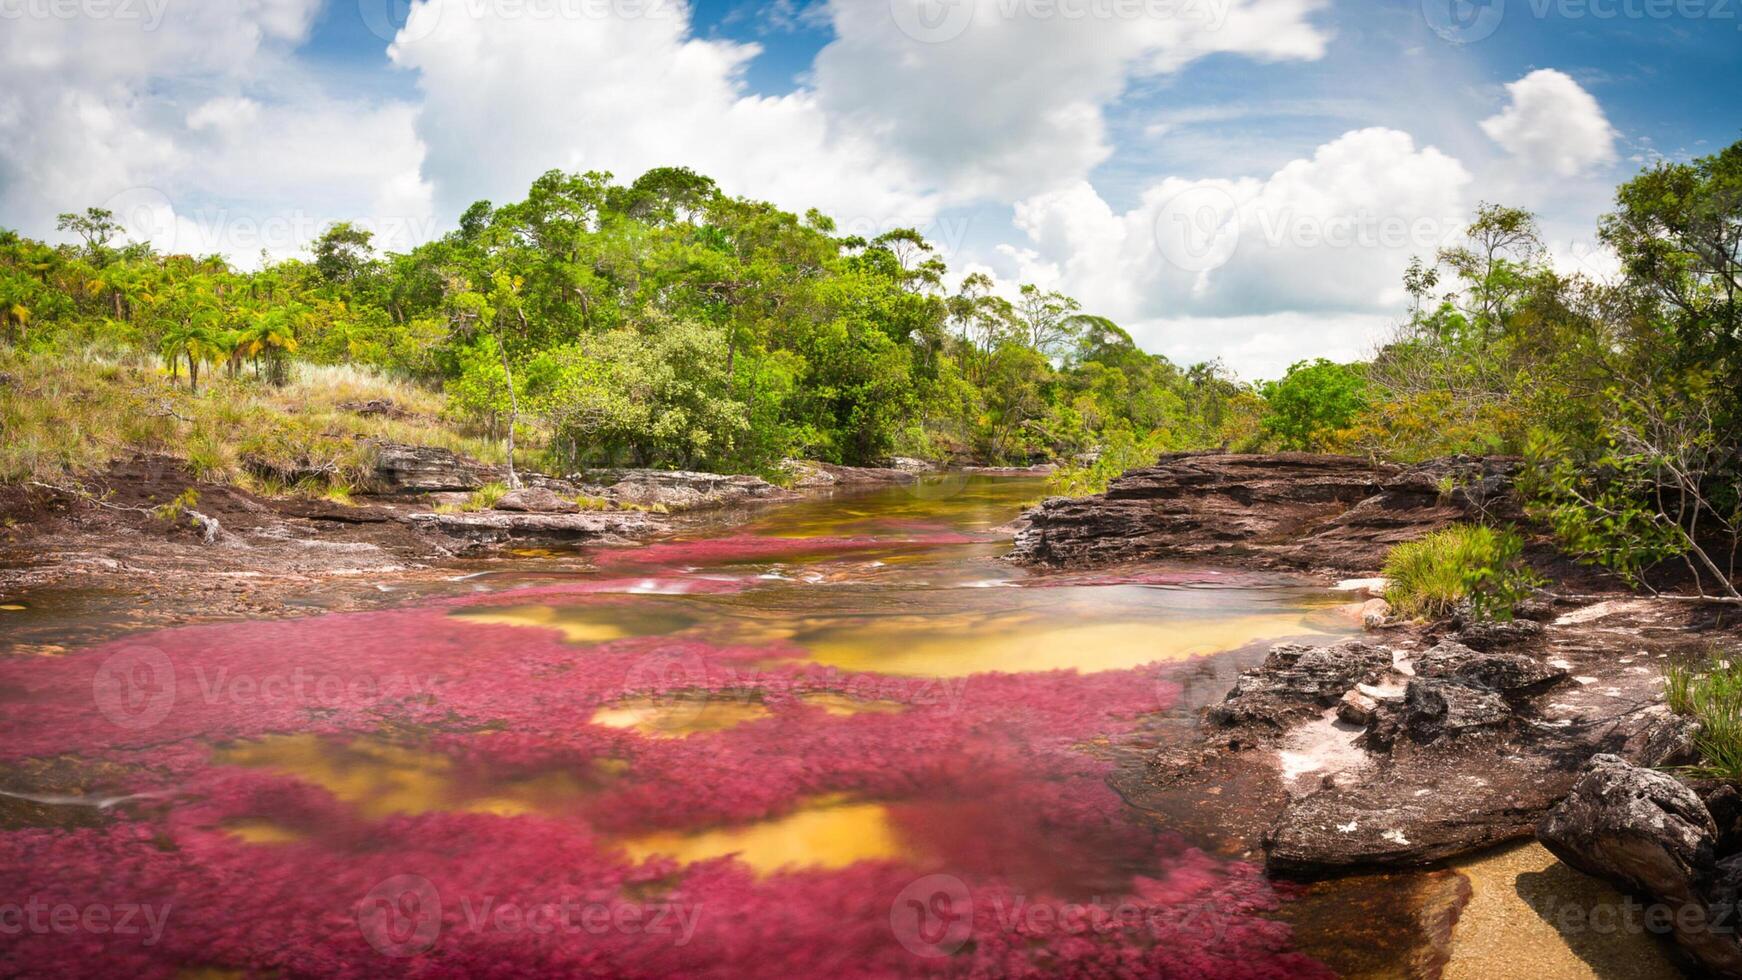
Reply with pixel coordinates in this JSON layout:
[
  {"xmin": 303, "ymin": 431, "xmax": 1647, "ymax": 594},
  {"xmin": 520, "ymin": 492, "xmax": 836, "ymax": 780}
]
[{"xmin": 0, "ymin": 476, "xmax": 1444, "ymax": 976}]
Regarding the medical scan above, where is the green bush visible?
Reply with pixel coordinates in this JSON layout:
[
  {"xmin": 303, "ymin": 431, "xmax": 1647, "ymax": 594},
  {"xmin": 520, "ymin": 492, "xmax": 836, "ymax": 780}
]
[
  {"xmin": 1258, "ymin": 358, "xmax": 1368, "ymax": 451},
  {"xmin": 1382, "ymin": 524, "xmax": 1540, "ymax": 621}
]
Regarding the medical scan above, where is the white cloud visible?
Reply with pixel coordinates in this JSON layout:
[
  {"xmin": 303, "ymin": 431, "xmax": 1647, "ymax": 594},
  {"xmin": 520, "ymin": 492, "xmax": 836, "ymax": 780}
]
[
  {"xmin": 0, "ymin": 0, "xmax": 434, "ymax": 265},
  {"xmin": 1479, "ymin": 69, "xmax": 1617, "ymax": 177},
  {"xmin": 385, "ymin": 0, "xmax": 1330, "ymax": 231},
  {"xmin": 812, "ymin": 0, "xmax": 1330, "ymax": 201},
  {"xmin": 1131, "ymin": 311, "xmax": 1397, "ymax": 380},
  {"xmin": 1002, "ymin": 127, "xmax": 1471, "ymax": 377},
  {"xmin": 389, "ymin": 0, "xmax": 939, "ymax": 231}
]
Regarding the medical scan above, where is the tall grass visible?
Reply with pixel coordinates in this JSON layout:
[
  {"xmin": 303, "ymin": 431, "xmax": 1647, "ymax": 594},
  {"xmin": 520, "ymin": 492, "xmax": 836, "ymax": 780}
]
[
  {"xmin": 1663, "ymin": 654, "xmax": 1742, "ymax": 780},
  {"xmin": 0, "ymin": 347, "xmax": 551, "ymax": 491},
  {"xmin": 1382, "ymin": 523, "xmax": 1539, "ymax": 621}
]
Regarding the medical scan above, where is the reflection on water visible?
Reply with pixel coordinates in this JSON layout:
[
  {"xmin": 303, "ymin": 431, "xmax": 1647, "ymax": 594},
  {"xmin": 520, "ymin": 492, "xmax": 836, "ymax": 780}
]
[
  {"xmin": 619, "ymin": 796, "xmax": 905, "ymax": 876},
  {"xmin": 591, "ymin": 692, "xmax": 905, "ymax": 738},
  {"xmin": 215, "ymin": 734, "xmax": 602, "ymax": 819}
]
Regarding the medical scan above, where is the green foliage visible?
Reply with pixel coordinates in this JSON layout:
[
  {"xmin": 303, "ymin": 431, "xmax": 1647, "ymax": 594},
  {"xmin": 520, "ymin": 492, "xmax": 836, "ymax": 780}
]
[
  {"xmin": 1663, "ymin": 653, "xmax": 1742, "ymax": 780},
  {"xmin": 1382, "ymin": 524, "xmax": 1540, "ymax": 622},
  {"xmin": 1047, "ymin": 428, "xmax": 1169, "ymax": 497},
  {"xmin": 1259, "ymin": 359, "xmax": 1368, "ymax": 451},
  {"xmin": 6, "ymin": 163, "xmax": 1366, "ymax": 487},
  {"xmin": 464, "ymin": 482, "xmax": 510, "ymax": 511}
]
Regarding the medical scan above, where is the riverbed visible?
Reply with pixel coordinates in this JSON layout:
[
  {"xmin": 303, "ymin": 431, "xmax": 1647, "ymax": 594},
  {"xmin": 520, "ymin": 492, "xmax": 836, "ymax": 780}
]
[{"xmin": 0, "ymin": 476, "xmax": 1682, "ymax": 977}]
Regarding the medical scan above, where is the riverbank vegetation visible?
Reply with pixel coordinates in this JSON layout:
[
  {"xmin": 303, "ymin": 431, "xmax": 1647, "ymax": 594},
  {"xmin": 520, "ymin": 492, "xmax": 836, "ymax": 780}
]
[{"xmin": 3, "ymin": 141, "xmax": 1737, "ymax": 596}]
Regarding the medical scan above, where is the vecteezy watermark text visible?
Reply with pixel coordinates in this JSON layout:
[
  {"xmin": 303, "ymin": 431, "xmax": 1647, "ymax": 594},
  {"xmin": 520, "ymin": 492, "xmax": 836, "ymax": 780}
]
[
  {"xmin": 0, "ymin": 897, "xmax": 171, "ymax": 947},
  {"xmin": 356, "ymin": 874, "xmax": 701, "ymax": 957}
]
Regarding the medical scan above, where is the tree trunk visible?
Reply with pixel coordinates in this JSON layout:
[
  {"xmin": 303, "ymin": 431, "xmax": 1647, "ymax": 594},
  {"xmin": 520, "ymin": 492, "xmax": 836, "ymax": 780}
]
[{"xmin": 496, "ymin": 335, "xmax": 521, "ymax": 490}]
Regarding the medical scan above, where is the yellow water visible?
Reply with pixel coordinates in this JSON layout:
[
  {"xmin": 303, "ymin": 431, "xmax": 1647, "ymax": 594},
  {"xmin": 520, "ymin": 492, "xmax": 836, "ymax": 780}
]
[
  {"xmin": 215, "ymin": 734, "xmax": 602, "ymax": 820},
  {"xmin": 619, "ymin": 797, "xmax": 905, "ymax": 876},
  {"xmin": 590, "ymin": 692, "xmax": 905, "ymax": 738}
]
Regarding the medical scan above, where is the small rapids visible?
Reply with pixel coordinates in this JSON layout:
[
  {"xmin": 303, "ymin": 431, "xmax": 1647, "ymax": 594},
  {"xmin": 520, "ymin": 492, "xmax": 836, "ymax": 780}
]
[{"xmin": 0, "ymin": 476, "xmax": 1359, "ymax": 977}]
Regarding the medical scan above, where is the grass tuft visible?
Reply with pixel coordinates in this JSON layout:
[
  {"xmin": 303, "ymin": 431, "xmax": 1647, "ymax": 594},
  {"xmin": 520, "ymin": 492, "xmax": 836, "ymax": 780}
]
[
  {"xmin": 1382, "ymin": 523, "xmax": 1539, "ymax": 622},
  {"xmin": 1663, "ymin": 653, "xmax": 1742, "ymax": 781}
]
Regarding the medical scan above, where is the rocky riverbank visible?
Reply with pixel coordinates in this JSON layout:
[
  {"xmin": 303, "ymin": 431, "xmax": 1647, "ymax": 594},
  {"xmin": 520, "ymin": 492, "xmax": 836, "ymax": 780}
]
[
  {"xmin": 1026, "ymin": 451, "xmax": 1741, "ymax": 975},
  {"xmin": 1009, "ymin": 451, "xmax": 1521, "ymax": 575},
  {"xmin": 0, "ymin": 446, "xmax": 929, "ymax": 652}
]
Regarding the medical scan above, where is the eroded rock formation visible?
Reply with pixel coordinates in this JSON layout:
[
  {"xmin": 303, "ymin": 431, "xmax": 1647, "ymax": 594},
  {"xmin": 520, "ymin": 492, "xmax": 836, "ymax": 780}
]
[{"xmin": 1009, "ymin": 452, "xmax": 1520, "ymax": 573}]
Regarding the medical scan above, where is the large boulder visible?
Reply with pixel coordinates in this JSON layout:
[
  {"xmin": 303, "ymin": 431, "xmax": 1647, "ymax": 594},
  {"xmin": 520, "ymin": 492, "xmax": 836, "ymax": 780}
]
[
  {"xmin": 373, "ymin": 444, "xmax": 498, "ymax": 493},
  {"xmin": 1538, "ymin": 754, "xmax": 1742, "ymax": 977},
  {"xmin": 1008, "ymin": 451, "xmax": 1519, "ymax": 573}
]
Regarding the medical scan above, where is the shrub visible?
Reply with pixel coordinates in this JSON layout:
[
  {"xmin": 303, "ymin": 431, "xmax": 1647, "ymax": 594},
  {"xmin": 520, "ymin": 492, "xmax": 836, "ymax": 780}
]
[
  {"xmin": 1258, "ymin": 359, "xmax": 1368, "ymax": 451},
  {"xmin": 1382, "ymin": 524, "xmax": 1540, "ymax": 621},
  {"xmin": 1663, "ymin": 654, "xmax": 1742, "ymax": 780},
  {"xmin": 463, "ymin": 482, "xmax": 510, "ymax": 511}
]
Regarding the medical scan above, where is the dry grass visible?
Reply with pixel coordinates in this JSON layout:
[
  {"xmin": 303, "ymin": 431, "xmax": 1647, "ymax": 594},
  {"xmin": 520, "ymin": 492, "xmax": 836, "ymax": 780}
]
[{"xmin": 0, "ymin": 347, "xmax": 551, "ymax": 491}]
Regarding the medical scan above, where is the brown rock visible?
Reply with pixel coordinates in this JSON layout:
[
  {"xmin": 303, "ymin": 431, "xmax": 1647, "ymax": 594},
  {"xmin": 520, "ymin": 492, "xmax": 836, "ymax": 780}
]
[{"xmin": 1008, "ymin": 451, "xmax": 1520, "ymax": 574}]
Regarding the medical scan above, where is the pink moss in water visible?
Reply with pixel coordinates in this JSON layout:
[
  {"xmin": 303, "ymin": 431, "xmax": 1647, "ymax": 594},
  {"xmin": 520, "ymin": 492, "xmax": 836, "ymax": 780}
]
[{"xmin": 0, "ymin": 570, "xmax": 1332, "ymax": 977}]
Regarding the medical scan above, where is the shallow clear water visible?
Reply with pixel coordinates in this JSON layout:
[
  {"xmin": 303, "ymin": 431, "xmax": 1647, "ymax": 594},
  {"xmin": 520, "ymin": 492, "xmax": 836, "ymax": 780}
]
[{"xmin": 0, "ymin": 476, "xmax": 1361, "ymax": 977}]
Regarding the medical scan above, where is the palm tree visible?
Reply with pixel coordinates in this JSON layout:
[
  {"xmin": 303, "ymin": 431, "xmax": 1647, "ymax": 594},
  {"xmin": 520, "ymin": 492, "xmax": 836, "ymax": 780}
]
[
  {"xmin": 160, "ymin": 319, "xmax": 223, "ymax": 392},
  {"xmin": 236, "ymin": 308, "xmax": 300, "ymax": 386}
]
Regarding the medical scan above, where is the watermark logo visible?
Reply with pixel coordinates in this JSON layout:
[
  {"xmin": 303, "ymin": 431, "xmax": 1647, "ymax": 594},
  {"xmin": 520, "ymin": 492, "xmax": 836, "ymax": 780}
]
[
  {"xmin": 890, "ymin": 873, "xmax": 974, "ymax": 957},
  {"xmin": 357, "ymin": 874, "xmax": 443, "ymax": 957},
  {"xmin": 1153, "ymin": 184, "xmax": 1240, "ymax": 274},
  {"xmin": 620, "ymin": 646, "xmax": 712, "ymax": 729},
  {"xmin": 92, "ymin": 646, "xmax": 176, "ymax": 731},
  {"xmin": 357, "ymin": 875, "xmax": 704, "ymax": 956},
  {"xmin": 359, "ymin": 0, "xmax": 439, "ymax": 43},
  {"xmin": 100, "ymin": 186, "xmax": 179, "ymax": 254},
  {"xmin": 1422, "ymin": 0, "xmax": 1506, "ymax": 42},
  {"xmin": 891, "ymin": 0, "xmax": 976, "ymax": 42}
]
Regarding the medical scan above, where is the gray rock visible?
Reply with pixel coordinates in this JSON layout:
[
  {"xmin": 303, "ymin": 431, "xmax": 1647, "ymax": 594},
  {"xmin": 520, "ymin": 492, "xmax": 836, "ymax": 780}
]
[
  {"xmin": 1402, "ymin": 677, "xmax": 1513, "ymax": 743},
  {"xmin": 784, "ymin": 461, "xmax": 919, "ymax": 489},
  {"xmin": 582, "ymin": 469, "xmax": 794, "ymax": 511},
  {"xmin": 1412, "ymin": 640, "xmax": 1566, "ymax": 694},
  {"xmin": 1338, "ymin": 689, "xmax": 1379, "ymax": 725},
  {"xmin": 1209, "ymin": 641, "xmax": 1394, "ymax": 730},
  {"xmin": 373, "ymin": 444, "xmax": 497, "ymax": 493},
  {"xmin": 1538, "ymin": 754, "xmax": 1742, "ymax": 977},
  {"xmin": 1636, "ymin": 711, "xmax": 1702, "ymax": 769},
  {"xmin": 1267, "ymin": 754, "xmax": 1565, "ymax": 873},
  {"xmin": 493, "ymin": 487, "xmax": 578, "ymax": 514},
  {"xmin": 404, "ymin": 510, "xmax": 659, "ymax": 545},
  {"xmin": 1452, "ymin": 618, "xmax": 1546, "ymax": 650}
]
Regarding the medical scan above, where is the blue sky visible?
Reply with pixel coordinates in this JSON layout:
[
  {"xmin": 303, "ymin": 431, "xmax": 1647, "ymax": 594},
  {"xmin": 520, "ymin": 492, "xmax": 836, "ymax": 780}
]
[{"xmin": 2, "ymin": 0, "xmax": 1737, "ymax": 376}]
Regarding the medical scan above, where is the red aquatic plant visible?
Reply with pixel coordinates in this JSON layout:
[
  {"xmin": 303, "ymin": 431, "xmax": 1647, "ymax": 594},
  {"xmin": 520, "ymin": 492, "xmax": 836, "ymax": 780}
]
[{"xmin": 0, "ymin": 534, "xmax": 1331, "ymax": 977}]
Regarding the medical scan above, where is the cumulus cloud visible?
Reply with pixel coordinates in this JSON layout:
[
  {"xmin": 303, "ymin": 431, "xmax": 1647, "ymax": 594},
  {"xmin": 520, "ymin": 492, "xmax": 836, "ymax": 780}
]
[
  {"xmin": 1479, "ymin": 69, "xmax": 1617, "ymax": 177},
  {"xmin": 812, "ymin": 0, "xmax": 1330, "ymax": 201},
  {"xmin": 1002, "ymin": 127, "xmax": 1471, "ymax": 376},
  {"xmin": 385, "ymin": 0, "xmax": 1330, "ymax": 231},
  {"xmin": 0, "ymin": 0, "xmax": 434, "ymax": 263},
  {"xmin": 389, "ymin": 0, "xmax": 939, "ymax": 232}
]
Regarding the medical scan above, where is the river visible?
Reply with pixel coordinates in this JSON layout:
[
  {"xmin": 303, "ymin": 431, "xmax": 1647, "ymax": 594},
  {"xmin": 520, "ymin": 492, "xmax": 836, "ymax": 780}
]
[{"xmin": 0, "ymin": 475, "xmax": 1679, "ymax": 977}]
